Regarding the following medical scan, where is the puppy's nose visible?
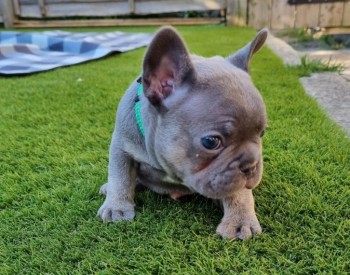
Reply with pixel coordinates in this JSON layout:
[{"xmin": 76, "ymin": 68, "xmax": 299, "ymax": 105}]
[
  {"xmin": 239, "ymin": 163, "xmax": 257, "ymax": 176},
  {"xmin": 237, "ymin": 143, "xmax": 260, "ymax": 176},
  {"xmin": 238, "ymin": 151, "xmax": 258, "ymax": 176}
]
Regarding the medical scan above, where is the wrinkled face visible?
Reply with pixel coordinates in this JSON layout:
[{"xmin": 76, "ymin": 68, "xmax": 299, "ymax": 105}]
[{"xmin": 156, "ymin": 58, "xmax": 267, "ymax": 199}]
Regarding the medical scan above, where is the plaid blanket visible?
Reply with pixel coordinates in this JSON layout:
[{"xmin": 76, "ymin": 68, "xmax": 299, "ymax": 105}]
[{"xmin": 0, "ymin": 30, "xmax": 153, "ymax": 75}]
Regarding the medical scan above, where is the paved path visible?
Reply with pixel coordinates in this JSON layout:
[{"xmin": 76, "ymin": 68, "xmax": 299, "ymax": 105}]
[{"xmin": 266, "ymin": 33, "xmax": 350, "ymax": 137}]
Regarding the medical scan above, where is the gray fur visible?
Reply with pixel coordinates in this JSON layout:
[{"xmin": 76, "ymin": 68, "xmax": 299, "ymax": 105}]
[{"xmin": 97, "ymin": 27, "xmax": 268, "ymax": 240}]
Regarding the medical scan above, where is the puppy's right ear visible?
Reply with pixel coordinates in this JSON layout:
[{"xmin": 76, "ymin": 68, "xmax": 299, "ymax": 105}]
[
  {"xmin": 227, "ymin": 28, "xmax": 268, "ymax": 73},
  {"xmin": 142, "ymin": 27, "xmax": 196, "ymax": 106}
]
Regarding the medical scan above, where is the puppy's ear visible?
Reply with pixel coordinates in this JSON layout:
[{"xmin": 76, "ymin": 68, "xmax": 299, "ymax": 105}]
[
  {"xmin": 227, "ymin": 28, "xmax": 268, "ymax": 73},
  {"xmin": 142, "ymin": 26, "xmax": 196, "ymax": 106}
]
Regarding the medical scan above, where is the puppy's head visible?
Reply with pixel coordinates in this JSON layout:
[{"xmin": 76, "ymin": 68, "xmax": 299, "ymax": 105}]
[{"xmin": 142, "ymin": 27, "xmax": 268, "ymax": 199}]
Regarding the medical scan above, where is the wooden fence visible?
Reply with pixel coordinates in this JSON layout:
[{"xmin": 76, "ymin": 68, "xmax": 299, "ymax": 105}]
[
  {"xmin": 1, "ymin": 0, "xmax": 350, "ymax": 30},
  {"xmin": 0, "ymin": 0, "xmax": 225, "ymax": 28},
  {"xmin": 252, "ymin": 0, "xmax": 350, "ymax": 30}
]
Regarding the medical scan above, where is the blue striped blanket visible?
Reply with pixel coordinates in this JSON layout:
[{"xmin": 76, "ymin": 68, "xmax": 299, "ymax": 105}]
[{"xmin": 0, "ymin": 30, "xmax": 153, "ymax": 75}]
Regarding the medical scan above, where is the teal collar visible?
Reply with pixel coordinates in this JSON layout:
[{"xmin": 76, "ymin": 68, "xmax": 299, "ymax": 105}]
[{"xmin": 135, "ymin": 83, "xmax": 145, "ymax": 136}]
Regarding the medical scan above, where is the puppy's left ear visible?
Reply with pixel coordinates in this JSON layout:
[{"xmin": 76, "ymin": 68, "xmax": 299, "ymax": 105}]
[
  {"xmin": 227, "ymin": 28, "xmax": 268, "ymax": 73},
  {"xmin": 142, "ymin": 26, "xmax": 196, "ymax": 107}
]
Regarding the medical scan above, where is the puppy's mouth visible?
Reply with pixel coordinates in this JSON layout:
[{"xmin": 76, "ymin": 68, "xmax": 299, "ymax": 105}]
[{"xmin": 188, "ymin": 158, "xmax": 262, "ymax": 199}]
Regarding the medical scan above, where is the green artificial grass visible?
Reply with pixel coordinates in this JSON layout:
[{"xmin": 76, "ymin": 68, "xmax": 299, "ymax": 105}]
[{"xmin": 1, "ymin": 25, "xmax": 350, "ymax": 273}]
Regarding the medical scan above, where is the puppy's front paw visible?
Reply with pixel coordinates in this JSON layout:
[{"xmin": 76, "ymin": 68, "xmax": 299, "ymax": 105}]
[
  {"xmin": 216, "ymin": 215, "xmax": 262, "ymax": 240},
  {"xmin": 97, "ymin": 199, "xmax": 135, "ymax": 222},
  {"xmin": 99, "ymin": 183, "xmax": 108, "ymax": 196}
]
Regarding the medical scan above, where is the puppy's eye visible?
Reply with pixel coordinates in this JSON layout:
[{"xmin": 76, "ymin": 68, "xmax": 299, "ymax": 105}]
[
  {"xmin": 260, "ymin": 130, "xmax": 265, "ymax": 138},
  {"xmin": 201, "ymin": 136, "xmax": 222, "ymax": 150}
]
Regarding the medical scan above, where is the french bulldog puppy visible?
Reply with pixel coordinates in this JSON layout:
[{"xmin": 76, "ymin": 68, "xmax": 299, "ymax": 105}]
[{"xmin": 97, "ymin": 26, "xmax": 268, "ymax": 240}]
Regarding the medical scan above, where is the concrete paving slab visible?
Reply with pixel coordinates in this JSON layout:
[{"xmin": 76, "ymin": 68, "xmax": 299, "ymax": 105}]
[
  {"xmin": 266, "ymin": 33, "xmax": 301, "ymax": 66},
  {"xmin": 266, "ymin": 32, "xmax": 350, "ymax": 137},
  {"xmin": 300, "ymin": 73, "xmax": 350, "ymax": 137}
]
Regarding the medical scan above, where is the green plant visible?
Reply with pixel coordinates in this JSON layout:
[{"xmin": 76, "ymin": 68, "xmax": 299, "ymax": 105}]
[
  {"xmin": 276, "ymin": 28, "xmax": 314, "ymax": 43},
  {"xmin": 289, "ymin": 55, "xmax": 345, "ymax": 77},
  {"xmin": 321, "ymin": 35, "xmax": 346, "ymax": 50}
]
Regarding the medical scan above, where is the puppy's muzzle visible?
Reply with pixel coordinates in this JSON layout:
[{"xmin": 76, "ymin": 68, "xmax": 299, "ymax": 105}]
[
  {"xmin": 239, "ymin": 162, "xmax": 258, "ymax": 176},
  {"xmin": 236, "ymin": 144, "xmax": 262, "ymax": 189}
]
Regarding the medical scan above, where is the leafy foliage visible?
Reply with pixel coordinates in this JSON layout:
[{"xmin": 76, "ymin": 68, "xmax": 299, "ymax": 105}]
[{"xmin": 289, "ymin": 55, "xmax": 345, "ymax": 77}]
